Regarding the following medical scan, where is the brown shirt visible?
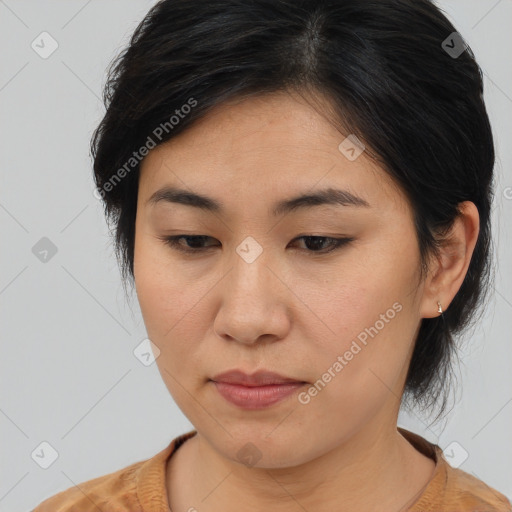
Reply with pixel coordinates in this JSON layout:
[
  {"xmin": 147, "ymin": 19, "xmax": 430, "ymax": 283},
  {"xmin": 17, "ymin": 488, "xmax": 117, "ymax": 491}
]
[{"xmin": 32, "ymin": 427, "xmax": 511, "ymax": 512}]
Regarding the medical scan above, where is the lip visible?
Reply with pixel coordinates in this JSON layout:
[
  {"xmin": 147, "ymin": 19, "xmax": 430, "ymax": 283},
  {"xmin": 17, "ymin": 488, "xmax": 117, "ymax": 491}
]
[
  {"xmin": 210, "ymin": 370, "xmax": 307, "ymax": 410},
  {"xmin": 211, "ymin": 369, "xmax": 305, "ymax": 387}
]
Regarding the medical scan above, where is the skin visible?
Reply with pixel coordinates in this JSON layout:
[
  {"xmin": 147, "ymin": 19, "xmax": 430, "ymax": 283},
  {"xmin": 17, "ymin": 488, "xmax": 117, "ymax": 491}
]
[{"xmin": 133, "ymin": 90, "xmax": 480, "ymax": 512}]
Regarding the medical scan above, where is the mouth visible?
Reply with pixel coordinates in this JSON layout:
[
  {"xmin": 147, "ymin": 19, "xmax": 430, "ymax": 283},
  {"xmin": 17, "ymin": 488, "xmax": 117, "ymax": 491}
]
[
  {"xmin": 210, "ymin": 369, "xmax": 306, "ymax": 387},
  {"xmin": 209, "ymin": 369, "xmax": 307, "ymax": 410}
]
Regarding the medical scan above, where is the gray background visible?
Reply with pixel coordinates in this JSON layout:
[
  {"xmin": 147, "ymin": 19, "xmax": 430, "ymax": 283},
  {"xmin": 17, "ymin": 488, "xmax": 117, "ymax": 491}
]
[{"xmin": 0, "ymin": 1, "xmax": 510, "ymax": 511}]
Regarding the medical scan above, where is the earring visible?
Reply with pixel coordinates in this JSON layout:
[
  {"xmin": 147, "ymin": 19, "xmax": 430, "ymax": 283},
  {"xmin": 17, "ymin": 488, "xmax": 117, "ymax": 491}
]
[{"xmin": 437, "ymin": 301, "xmax": 443, "ymax": 314}]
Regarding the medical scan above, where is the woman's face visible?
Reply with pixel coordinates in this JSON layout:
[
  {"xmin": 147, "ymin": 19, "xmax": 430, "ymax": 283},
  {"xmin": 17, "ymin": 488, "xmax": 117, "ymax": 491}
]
[{"xmin": 134, "ymin": 91, "xmax": 431, "ymax": 467}]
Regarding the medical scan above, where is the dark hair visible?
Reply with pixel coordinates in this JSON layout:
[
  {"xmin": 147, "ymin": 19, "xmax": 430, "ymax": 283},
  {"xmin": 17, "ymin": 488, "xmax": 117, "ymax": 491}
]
[{"xmin": 90, "ymin": 0, "xmax": 495, "ymax": 420}]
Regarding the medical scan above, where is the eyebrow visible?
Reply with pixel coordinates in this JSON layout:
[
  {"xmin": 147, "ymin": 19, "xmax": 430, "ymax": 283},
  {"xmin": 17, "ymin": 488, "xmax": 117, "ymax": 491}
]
[{"xmin": 146, "ymin": 186, "xmax": 370, "ymax": 216}]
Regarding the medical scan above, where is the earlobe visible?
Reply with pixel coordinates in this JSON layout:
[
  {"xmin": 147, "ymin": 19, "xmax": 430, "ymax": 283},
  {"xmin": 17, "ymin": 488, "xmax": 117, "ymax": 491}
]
[{"xmin": 419, "ymin": 201, "xmax": 480, "ymax": 319}]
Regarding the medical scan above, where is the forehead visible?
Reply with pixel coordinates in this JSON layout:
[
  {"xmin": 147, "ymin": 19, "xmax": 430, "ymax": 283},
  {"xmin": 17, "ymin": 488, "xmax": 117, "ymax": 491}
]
[{"xmin": 138, "ymin": 91, "xmax": 407, "ymax": 214}]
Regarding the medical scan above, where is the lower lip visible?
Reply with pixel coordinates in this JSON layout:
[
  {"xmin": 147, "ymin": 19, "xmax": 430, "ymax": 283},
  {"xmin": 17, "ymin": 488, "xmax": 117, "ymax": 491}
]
[{"xmin": 212, "ymin": 381, "xmax": 306, "ymax": 410}]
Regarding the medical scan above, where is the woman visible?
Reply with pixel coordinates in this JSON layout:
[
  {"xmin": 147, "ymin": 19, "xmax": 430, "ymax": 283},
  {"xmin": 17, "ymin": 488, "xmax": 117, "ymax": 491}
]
[{"xmin": 33, "ymin": 0, "xmax": 511, "ymax": 510}]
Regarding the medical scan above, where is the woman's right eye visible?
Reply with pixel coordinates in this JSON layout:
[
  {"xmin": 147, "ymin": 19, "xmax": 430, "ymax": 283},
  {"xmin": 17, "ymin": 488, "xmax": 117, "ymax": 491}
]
[{"xmin": 159, "ymin": 235, "xmax": 218, "ymax": 253}]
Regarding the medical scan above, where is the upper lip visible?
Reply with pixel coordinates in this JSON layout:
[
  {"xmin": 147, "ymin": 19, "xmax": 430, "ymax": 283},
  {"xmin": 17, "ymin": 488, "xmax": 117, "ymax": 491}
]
[{"xmin": 211, "ymin": 369, "xmax": 305, "ymax": 387}]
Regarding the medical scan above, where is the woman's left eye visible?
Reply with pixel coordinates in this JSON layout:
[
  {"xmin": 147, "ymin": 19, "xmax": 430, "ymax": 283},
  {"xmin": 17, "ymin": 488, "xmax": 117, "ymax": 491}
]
[
  {"xmin": 293, "ymin": 235, "xmax": 354, "ymax": 253},
  {"xmin": 159, "ymin": 235, "xmax": 354, "ymax": 255}
]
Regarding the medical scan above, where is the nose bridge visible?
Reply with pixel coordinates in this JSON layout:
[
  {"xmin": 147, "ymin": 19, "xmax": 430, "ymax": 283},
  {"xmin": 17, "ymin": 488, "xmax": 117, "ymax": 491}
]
[
  {"xmin": 214, "ymin": 234, "xmax": 290, "ymax": 344},
  {"xmin": 229, "ymin": 234, "xmax": 272, "ymax": 302}
]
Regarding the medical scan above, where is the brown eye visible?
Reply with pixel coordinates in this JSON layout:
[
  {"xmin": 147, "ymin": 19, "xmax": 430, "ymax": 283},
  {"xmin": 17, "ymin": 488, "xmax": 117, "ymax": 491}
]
[
  {"xmin": 160, "ymin": 235, "xmax": 218, "ymax": 253},
  {"xmin": 292, "ymin": 236, "xmax": 352, "ymax": 253}
]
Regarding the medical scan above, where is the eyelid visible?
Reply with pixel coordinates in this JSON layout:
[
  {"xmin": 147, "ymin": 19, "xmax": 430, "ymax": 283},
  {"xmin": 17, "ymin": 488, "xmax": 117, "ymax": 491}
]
[{"xmin": 158, "ymin": 234, "xmax": 354, "ymax": 255}]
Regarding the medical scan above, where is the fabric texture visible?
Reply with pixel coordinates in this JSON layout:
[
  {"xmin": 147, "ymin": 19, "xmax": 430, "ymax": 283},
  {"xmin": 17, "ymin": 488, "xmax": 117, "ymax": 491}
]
[{"xmin": 32, "ymin": 427, "xmax": 511, "ymax": 512}]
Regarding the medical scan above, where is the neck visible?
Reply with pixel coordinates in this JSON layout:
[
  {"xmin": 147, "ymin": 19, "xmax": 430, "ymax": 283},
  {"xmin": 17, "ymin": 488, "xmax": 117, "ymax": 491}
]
[{"xmin": 167, "ymin": 415, "xmax": 435, "ymax": 512}]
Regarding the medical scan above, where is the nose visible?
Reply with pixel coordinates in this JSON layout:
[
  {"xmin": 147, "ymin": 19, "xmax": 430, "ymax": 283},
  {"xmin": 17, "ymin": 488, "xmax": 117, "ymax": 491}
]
[{"xmin": 213, "ymin": 245, "xmax": 292, "ymax": 346}]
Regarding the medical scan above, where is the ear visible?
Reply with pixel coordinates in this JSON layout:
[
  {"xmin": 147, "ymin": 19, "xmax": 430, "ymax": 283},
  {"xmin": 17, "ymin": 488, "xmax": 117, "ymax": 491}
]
[{"xmin": 419, "ymin": 201, "xmax": 480, "ymax": 319}]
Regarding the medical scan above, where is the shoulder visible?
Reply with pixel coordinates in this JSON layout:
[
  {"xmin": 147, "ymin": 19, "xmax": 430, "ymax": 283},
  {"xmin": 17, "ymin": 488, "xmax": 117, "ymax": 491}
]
[
  {"xmin": 32, "ymin": 459, "xmax": 143, "ymax": 512},
  {"xmin": 398, "ymin": 428, "xmax": 511, "ymax": 512},
  {"xmin": 31, "ymin": 432, "xmax": 196, "ymax": 512},
  {"xmin": 442, "ymin": 464, "xmax": 512, "ymax": 512}
]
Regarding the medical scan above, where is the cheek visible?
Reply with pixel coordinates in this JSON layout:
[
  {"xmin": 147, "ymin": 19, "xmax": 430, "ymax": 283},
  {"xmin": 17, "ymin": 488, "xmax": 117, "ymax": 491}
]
[
  {"xmin": 135, "ymin": 259, "xmax": 207, "ymax": 413},
  {"xmin": 136, "ymin": 270, "xmax": 204, "ymax": 355},
  {"xmin": 134, "ymin": 236, "xmax": 212, "ymax": 374},
  {"xmin": 135, "ymin": 234, "xmax": 192, "ymax": 329},
  {"xmin": 297, "ymin": 300, "xmax": 413, "ymax": 434},
  {"xmin": 295, "ymin": 244, "xmax": 420, "ymax": 409}
]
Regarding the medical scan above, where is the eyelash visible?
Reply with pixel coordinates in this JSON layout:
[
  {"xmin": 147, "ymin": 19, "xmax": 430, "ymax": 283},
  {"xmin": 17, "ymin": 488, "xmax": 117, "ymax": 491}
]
[{"xmin": 159, "ymin": 235, "xmax": 354, "ymax": 255}]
